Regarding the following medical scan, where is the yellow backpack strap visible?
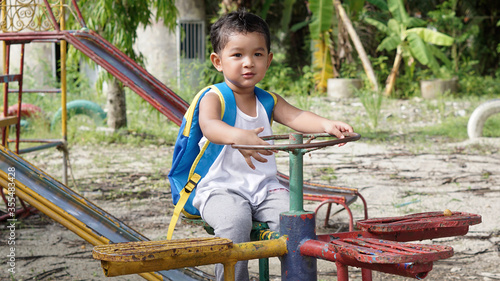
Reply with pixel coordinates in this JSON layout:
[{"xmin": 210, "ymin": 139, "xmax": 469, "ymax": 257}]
[{"xmin": 166, "ymin": 173, "xmax": 201, "ymax": 240}]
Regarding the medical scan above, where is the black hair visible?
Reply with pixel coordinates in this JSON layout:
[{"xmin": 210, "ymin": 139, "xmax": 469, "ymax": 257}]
[{"xmin": 210, "ymin": 10, "xmax": 271, "ymax": 54}]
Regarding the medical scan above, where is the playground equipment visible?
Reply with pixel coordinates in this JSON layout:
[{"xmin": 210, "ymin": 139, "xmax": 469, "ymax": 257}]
[
  {"xmin": 468, "ymin": 99, "xmax": 500, "ymax": 139},
  {"xmin": 0, "ymin": 0, "xmax": 74, "ymax": 221},
  {"xmin": 92, "ymin": 132, "xmax": 481, "ymax": 281},
  {"xmin": 0, "ymin": 1, "xmax": 480, "ymax": 280},
  {"xmin": 1, "ymin": 0, "xmax": 71, "ymax": 183},
  {"xmin": 0, "ymin": 1, "xmax": 362, "ymax": 280}
]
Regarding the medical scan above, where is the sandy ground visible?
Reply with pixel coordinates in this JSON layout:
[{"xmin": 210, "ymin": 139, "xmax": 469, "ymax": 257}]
[{"xmin": 0, "ymin": 97, "xmax": 499, "ymax": 281}]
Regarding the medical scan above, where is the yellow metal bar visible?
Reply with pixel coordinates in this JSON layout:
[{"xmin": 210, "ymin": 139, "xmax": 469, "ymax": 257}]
[
  {"xmin": 1, "ymin": 0, "xmax": 6, "ymax": 33},
  {"xmin": 223, "ymin": 261, "xmax": 236, "ymax": 281},
  {"xmin": 60, "ymin": 0, "xmax": 68, "ymax": 140},
  {"xmin": 138, "ymin": 272, "xmax": 163, "ymax": 281},
  {"xmin": 0, "ymin": 177, "xmax": 104, "ymax": 245},
  {"xmin": 97, "ymin": 237, "xmax": 288, "ymax": 277},
  {"xmin": 59, "ymin": 1, "xmax": 68, "ymax": 184},
  {"xmin": 2, "ymin": 41, "xmax": 9, "ymax": 148},
  {"xmin": 2, "ymin": 0, "xmax": 7, "ymax": 139}
]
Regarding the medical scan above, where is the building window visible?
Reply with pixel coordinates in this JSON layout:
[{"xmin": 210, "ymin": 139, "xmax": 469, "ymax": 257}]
[{"xmin": 178, "ymin": 20, "xmax": 205, "ymax": 60}]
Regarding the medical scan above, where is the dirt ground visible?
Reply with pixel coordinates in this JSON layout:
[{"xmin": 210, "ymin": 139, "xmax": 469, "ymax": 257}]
[{"xmin": 1, "ymin": 98, "xmax": 499, "ymax": 281}]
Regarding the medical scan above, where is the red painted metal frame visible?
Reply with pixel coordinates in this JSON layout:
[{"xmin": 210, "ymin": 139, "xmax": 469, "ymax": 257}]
[
  {"xmin": 305, "ymin": 211, "xmax": 481, "ymax": 280},
  {"xmin": 356, "ymin": 211, "xmax": 481, "ymax": 234},
  {"xmin": 302, "ymin": 239, "xmax": 444, "ymax": 280},
  {"xmin": 71, "ymin": 0, "xmax": 87, "ymax": 28},
  {"xmin": 1, "ymin": 41, "xmax": 32, "ymax": 218},
  {"xmin": 279, "ymin": 171, "xmax": 369, "ymax": 230},
  {"xmin": 305, "ymin": 194, "xmax": 355, "ymax": 230},
  {"xmin": 41, "ymin": 0, "xmax": 60, "ymax": 31},
  {"xmin": 328, "ymin": 238, "xmax": 453, "ymax": 264}
]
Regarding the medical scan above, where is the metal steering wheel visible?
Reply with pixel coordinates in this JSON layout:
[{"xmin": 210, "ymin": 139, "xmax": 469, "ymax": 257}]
[{"xmin": 232, "ymin": 132, "xmax": 361, "ymax": 153}]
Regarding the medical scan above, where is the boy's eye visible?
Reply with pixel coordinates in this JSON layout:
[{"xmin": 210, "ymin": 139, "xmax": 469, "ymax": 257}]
[
  {"xmin": 233, "ymin": 53, "xmax": 242, "ymax": 57},
  {"xmin": 255, "ymin": 53, "xmax": 263, "ymax": 57}
]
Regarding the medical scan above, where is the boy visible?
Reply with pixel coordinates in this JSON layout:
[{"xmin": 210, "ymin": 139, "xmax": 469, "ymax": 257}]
[{"xmin": 193, "ymin": 11, "xmax": 353, "ymax": 281}]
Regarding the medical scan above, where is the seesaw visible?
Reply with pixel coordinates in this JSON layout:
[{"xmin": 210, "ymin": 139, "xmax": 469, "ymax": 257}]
[{"xmin": 92, "ymin": 132, "xmax": 481, "ymax": 280}]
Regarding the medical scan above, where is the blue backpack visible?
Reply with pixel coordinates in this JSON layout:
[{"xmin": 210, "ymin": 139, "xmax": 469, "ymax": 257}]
[{"xmin": 167, "ymin": 82, "xmax": 277, "ymax": 239}]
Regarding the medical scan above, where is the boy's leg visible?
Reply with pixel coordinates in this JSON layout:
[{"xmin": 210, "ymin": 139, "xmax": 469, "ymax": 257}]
[
  {"xmin": 202, "ymin": 190, "xmax": 253, "ymax": 281},
  {"xmin": 253, "ymin": 190, "xmax": 290, "ymax": 232}
]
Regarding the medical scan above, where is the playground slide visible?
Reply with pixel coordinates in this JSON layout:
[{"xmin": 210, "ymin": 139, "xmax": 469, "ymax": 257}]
[
  {"xmin": 0, "ymin": 145, "xmax": 203, "ymax": 281},
  {"xmin": 62, "ymin": 29, "xmax": 189, "ymax": 127},
  {"xmin": 61, "ymin": 29, "xmax": 359, "ymax": 204}
]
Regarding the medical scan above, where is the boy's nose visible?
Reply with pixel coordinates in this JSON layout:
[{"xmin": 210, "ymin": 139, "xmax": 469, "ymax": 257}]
[{"xmin": 243, "ymin": 56, "xmax": 254, "ymax": 67}]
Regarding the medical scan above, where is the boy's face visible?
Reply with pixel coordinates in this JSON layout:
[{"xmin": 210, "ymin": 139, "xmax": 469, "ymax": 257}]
[{"xmin": 211, "ymin": 32, "xmax": 273, "ymax": 93}]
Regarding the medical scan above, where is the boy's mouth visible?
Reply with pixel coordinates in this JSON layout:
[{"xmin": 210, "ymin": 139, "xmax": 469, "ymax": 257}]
[{"xmin": 242, "ymin": 72, "xmax": 255, "ymax": 78}]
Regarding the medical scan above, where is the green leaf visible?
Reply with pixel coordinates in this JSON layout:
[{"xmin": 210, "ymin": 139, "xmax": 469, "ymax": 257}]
[
  {"xmin": 290, "ymin": 19, "xmax": 312, "ymax": 32},
  {"xmin": 348, "ymin": 0, "xmax": 365, "ymax": 13},
  {"xmin": 309, "ymin": 0, "xmax": 334, "ymax": 39},
  {"xmin": 377, "ymin": 35, "xmax": 401, "ymax": 51},
  {"xmin": 407, "ymin": 28, "xmax": 454, "ymax": 46},
  {"xmin": 427, "ymin": 44, "xmax": 452, "ymax": 69},
  {"xmin": 364, "ymin": 17, "xmax": 388, "ymax": 34},
  {"xmin": 407, "ymin": 32, "xmax": 431, "ymax": 65},
  {"xmin": 406, "ymin": 17, "xmax": 426, "ymax": 28},
  {"xmin": 154, "ymin": 0, "xmax": 178, "ymax": 31},
  {"xmin": 281, "ymin": 0, "xmax": 295, "ymax": 31},
  {"xmin": 387, "ymin": 19, "xmax": 400, "ymax": 35},
  {"xmin": 388, "ymin": 0, "xmax": 409, "ymax": 25},
  {"xmin": 366, "ymin": 0, "xmax": 388, "ymax": 11},
  {"xmin": 260, "ymin": 0, "xmax": 274, "ymax": 20}
]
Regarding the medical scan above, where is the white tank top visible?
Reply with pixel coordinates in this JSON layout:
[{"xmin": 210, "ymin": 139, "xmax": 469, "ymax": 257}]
[{"xmin": 192, "ymin": 95, "xmax": 287, "ymax": 215}]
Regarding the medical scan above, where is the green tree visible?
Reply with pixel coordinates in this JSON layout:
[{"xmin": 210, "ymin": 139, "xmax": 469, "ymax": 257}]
[
  {"xmin": 427, "ymin": 0, "xmax": 479, "ymax": 73},
  {"xmin": 365, "ymin": 0, "xmax": 454, "ymax": 96},
  {"xmin": 67, "ymin": 0, "xmax": 178, "ymax": 130}
]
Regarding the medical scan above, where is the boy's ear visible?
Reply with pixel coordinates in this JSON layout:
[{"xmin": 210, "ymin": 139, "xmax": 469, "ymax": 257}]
[
  {"xmin": 210, "ymin": 53, "xmax": 223, "ymax": 72},
  {"xmin": 267, "ymin": 52, "xmax": 273, "ymax": 69}
]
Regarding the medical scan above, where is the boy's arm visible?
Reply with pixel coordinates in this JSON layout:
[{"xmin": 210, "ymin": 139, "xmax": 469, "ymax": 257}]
[
  {"xmin": 273, "ymin": 94, "xmax": 354, "ymax": 141},
  {"xmin": 198, "ymin": 92, "xmax": 273, "ymax": 169}
]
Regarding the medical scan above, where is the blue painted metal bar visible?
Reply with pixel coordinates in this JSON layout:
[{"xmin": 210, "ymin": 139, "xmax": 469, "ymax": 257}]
[
  {"xmin": 18, "ymin": 141, "xmax": 64, "ymax": 154},
  {"xmin": 280, "ymin": 212, "xmax": 317, "ymax": 281},
  {"xmin": 0, "ymin": 74, "xmax": 22, "ymax": 83}
]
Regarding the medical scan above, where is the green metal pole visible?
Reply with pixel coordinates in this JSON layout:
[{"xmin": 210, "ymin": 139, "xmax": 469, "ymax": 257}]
[{"xmin": 288, "ymin": 133, "xmax": 304, "ymax": 213}]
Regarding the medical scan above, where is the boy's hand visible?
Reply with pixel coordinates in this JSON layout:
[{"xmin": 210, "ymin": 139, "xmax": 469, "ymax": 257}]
[
  {"xmin": 234, "ymin": 127, "xmax": 274, "ymax": 170},
  {"xmin": 324, "ymin": 121, "xmax": 354, "ymax": 147}
]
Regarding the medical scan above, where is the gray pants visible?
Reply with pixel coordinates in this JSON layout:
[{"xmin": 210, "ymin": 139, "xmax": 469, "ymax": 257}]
[{"xmin": 201, "ymin": 189, "xmax": 289, "ymax": 281}]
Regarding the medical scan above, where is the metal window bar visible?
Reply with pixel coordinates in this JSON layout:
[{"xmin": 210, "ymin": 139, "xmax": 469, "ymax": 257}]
[{"xmin": 179, "ymin": 21, "xmax": 205, "ymax": 60}]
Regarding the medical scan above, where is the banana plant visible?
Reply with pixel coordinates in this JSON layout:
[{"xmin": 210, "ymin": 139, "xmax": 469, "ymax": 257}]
[
  {"xmin": 309, "ymin": 0, "xmax": 378, "ymax": 92},
  {"xmin": 365, "ymin": 0, "xmax": 454, "ymax": 96},
  {"xmin": 309, "ymin": 0, "xmax": 335, "ymax": 92}
]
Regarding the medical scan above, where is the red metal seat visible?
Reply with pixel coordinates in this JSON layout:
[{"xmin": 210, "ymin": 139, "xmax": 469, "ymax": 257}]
[
  {"xmin": 302, "ymin": 237, "xmax": 454, "ymax": 280},
  {"xmin": 329, "ymin": 238, "xmax": 453, "ymax": 264},
  {"xmin": 356, "ymin": 211, "xmax": 482, "ymax": 234}
]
